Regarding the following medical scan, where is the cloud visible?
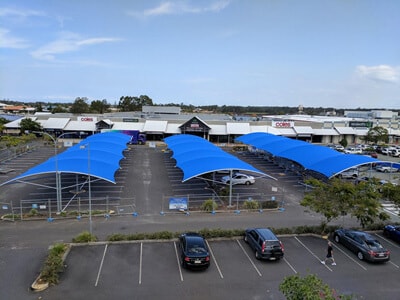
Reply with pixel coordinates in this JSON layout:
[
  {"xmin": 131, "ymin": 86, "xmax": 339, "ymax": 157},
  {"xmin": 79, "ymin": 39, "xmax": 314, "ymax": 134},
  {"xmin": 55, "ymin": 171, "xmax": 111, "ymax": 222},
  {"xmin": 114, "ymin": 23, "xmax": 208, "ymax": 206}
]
[
  {"xmin": 128, "ymin": 0, "xmax": 230, "ymax": 18},
  {"xmin": 356, "ymin": 65, "xmax": 399, "ymax": 83},
  {"xmin": 0, "ymin": 28, "xmax": 30, "ymax": 48},
  {"xmin": 0, "ymin": 7, "xmax": 44, "ymax": 18},
  {"xmin": 30, "ymin": 32, "xmax": 122, "ymax": 61}
]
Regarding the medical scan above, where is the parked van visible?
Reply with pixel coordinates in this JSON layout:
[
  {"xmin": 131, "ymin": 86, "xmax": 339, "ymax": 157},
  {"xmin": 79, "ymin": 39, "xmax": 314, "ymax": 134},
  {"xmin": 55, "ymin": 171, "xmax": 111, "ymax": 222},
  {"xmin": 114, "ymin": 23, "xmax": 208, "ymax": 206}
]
[{"xmin": 244, "ymin": 228, "xmax": 284, "ymax": 260}]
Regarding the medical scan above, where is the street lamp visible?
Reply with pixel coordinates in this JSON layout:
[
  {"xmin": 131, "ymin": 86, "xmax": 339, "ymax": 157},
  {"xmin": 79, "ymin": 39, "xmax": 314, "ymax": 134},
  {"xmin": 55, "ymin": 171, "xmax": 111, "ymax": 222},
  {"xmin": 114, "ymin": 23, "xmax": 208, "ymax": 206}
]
[
  {"xmin": 80, "ymin": 143, "xmax": 92, "ymax": 235},
  {"xmin": 34, "ymin": 131, "xmax": 76, "ymax": 213}
]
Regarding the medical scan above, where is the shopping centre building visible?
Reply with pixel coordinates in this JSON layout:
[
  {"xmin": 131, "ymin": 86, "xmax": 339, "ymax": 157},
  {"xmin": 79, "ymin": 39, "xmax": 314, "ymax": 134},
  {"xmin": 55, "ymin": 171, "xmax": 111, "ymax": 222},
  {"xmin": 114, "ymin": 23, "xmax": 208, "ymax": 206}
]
[{"xmin": 2, "ymin": 106, "xmax": 400, "ymax": 146}]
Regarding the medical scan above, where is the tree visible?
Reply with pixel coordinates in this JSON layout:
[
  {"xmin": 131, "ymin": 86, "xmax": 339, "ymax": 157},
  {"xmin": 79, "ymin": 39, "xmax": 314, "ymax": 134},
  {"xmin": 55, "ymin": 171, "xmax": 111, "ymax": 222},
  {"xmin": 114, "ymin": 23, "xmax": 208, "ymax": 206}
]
[
  {"xmin": 301, "ymin": 178, "xmax": 388, "ymax": 229},
  {"xmin": 364, "ymin": 126, "xmax": 389, "ymax": 144},
  {"xmin": 70, "ymin": 97, "xmax": 90, "ymax": 114},
  {"xmin": 19, "ymin": 118, "xmax": 42, "ymax": 134},
  {"xmin": 52, "ymin": 105, "xmax": 68, "ymax": 113},
  {"xmin": 90, "ymin": 99, "xmax": 110, "ymax": 114},
  {"xmin": 279, "ymin": 274, "xmax": 354, "ymax": 300},
  {"xmin": 301, "ymin": 178, "xmax": 355, "ymax": 230},
  {"xmin": 118, "ymin": 95, "xmax": 153, "ymax": 112},
  {"xmin": 339, "ymin": 138, "xmax": 348, "ymax": 148}
]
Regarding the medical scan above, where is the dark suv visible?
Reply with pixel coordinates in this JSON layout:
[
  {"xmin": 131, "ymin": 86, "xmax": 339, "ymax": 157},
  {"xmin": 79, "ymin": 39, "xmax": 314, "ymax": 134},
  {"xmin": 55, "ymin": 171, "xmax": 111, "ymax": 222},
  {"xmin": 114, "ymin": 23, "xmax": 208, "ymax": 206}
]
[
  {"xmin": 178, "ymin": 233, "xmax": 210, "ymax": 270},
  {"xmin": 244, "ymin": 228, "xmax": 284, "ymax": 260}
]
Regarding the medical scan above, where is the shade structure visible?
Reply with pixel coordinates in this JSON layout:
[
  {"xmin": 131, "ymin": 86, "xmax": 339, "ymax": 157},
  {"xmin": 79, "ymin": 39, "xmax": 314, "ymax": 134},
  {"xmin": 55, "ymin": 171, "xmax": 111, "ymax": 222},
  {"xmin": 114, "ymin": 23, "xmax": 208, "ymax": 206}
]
[
  {"xmin": 236, "ymin": 132, "xmax": 380, "ymax": 178},
  {"xmin": 164, "ymin": 134, "xmax": 276, "ymax": 182},
  {"xmin": 1, "ymin": 132, "xmax": 131, "ymax": 185}
]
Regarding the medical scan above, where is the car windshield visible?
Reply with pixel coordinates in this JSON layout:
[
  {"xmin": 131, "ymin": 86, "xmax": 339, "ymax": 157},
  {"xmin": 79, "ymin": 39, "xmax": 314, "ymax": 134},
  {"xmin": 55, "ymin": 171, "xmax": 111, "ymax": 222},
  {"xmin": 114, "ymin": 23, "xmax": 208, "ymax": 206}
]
[
  {"xmin": 188, "ymin": 245, "xmax": 207, "ymax": 254},
  {"xmin": 365, "ymin": 239, "xmax": 383, "ymax": 250}
]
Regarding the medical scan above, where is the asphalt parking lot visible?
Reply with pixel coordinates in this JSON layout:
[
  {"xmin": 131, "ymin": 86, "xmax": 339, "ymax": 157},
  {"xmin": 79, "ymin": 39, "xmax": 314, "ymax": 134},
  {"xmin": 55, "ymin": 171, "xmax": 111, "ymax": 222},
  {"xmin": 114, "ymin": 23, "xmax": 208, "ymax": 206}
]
[
  {"xmin": 37, "ymin": 233, "xmax": 400, "ymax": 300},
  {"xmin": 1, "ymin": 144, "xmax": 400, "ymax": 299}
]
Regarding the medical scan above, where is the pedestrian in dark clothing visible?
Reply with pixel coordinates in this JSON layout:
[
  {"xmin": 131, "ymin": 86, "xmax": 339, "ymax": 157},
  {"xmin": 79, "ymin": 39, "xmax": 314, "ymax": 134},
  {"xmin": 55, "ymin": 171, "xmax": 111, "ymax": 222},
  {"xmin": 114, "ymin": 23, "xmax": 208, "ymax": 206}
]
[{"xmin": 321, "ymin": 241, "xmax": 336, "ymax": 265}]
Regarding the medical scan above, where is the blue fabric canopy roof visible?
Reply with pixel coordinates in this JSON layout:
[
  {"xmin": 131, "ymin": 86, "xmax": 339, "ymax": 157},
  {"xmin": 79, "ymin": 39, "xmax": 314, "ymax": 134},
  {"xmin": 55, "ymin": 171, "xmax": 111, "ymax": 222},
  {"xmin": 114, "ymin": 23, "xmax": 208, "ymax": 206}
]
[
  {"xmin": 236, "ymin": 132, "xmax": 381, "ymax": 178},
  {"xmin": 164, "ymin": 134, "xmax": 276, "ymax": 182},
  {"xmin": 1, "ymin": 132, "xmax": 131, "ymax": 185}
]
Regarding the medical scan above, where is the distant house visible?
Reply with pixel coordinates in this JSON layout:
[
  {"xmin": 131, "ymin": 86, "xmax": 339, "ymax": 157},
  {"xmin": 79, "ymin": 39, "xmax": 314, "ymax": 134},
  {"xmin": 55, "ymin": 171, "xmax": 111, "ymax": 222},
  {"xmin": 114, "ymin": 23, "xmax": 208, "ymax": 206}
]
[{"xmin": 2, "ymin": 105, "xmax": 36, "ymax": 114}]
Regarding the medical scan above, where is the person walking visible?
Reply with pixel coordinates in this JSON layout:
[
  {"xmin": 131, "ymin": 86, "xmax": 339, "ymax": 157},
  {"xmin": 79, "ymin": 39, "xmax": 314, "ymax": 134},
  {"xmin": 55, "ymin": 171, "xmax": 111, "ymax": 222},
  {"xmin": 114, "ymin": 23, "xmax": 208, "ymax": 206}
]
[{"xmin": 321, "ymin": 241, "xmax": 336, "ymax": 265}]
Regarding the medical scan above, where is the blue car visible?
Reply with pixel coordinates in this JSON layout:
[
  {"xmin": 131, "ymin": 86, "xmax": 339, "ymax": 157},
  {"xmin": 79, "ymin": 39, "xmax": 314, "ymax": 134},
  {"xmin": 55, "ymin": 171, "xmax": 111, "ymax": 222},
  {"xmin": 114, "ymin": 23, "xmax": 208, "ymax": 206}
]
[{"xmin": 383, "ymin": 225, "xmax": 400, "ymax": 243}]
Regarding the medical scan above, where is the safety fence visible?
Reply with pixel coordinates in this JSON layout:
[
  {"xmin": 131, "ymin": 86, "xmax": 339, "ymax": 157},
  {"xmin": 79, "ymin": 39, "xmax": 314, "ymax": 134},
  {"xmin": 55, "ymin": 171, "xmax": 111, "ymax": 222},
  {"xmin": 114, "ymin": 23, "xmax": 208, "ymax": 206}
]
[
  {"xmin": 160, "ymin": 191, "xmax": 286, "ymax": 215},
  {"xmin": 0, "ymin": 197, "xmax": 136, "ymax": 221}
]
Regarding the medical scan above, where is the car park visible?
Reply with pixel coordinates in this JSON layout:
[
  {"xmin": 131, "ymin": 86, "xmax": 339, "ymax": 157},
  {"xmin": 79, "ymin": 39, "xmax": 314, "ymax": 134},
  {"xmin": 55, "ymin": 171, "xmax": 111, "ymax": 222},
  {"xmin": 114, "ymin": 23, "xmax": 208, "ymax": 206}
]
[
  {"xmin": 221, "ymin": 172, "xmax": 255, "ymax": 185},
  {"xmin": 333, "ymin": 229, "xmax": 390, "ymax": 262},
  {"xmin": 178, "ymin": 233, "xmax": 210, "ymax": 270},
  {"xmin": 244, "ymin": 228, "xmax": 284, "ymax": 260},
  {"xmin": 383, "ymin": 225, "xmax": 400, "ymax": 243}
]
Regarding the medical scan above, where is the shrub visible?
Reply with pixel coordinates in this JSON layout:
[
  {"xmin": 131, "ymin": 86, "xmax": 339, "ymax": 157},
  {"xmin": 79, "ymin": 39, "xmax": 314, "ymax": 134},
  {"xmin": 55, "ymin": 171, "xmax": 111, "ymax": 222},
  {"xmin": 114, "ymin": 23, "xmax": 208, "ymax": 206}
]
[
  {"xmin": 201, "ymin": 199, "xmax": 218, "ymax": 212},
  {"xmin": 39, "ymin": 243, "xmax": 68, "ymax": 285},
  {"xmin": 72, "ymin": 231, "xmax": 97, "ymax": 243},
  {"xmin": 28, "ymin": 208, "xmax": 39, "ymax": 217},
  {"xmin": 261, "ymin": 200, "xmax": 279, "ymax": 209},
  {"xmin": 243, "ymin": 200, "xmax": 259, "ymax": 210}
]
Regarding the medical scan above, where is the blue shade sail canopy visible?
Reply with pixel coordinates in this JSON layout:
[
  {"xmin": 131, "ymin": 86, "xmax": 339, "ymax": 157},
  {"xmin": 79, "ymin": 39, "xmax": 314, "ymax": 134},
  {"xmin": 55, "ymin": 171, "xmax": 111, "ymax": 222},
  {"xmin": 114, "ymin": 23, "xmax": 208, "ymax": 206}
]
[
  {"xmin": 236, "ymin": 132, "xmax": 380, "ymax": 178},
  {"xmin": 164, "ymin": 134, "xmax": 276, "ymax": 182},
  {"xmin": 1, "ymin": 132, "xmax": 131, "ymax": 185}
]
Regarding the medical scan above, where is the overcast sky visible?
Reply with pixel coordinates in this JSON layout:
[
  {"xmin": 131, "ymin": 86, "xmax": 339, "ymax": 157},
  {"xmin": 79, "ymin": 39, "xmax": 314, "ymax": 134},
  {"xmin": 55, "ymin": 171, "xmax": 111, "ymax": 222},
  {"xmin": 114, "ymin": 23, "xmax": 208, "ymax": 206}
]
[{"xmin": 1, "ymin": 0, "xmax": 399, "ymax": 109}]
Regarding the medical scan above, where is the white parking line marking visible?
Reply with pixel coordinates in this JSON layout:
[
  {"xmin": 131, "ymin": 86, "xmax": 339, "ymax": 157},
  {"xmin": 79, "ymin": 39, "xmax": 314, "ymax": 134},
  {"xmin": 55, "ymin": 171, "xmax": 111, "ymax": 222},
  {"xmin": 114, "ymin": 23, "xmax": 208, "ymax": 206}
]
[
  {"xmin": 139, "ymin": 242, "xmax": 143, "ymax": 285},
  {"xmin": 236, "ymin": 240, "xmax": 262, "ymax": 277},
  {"xmin": 283, "ymin": 257, "xmax": 297, "ymax": 274},
  {"xmin": 330, "ymin": 241, "xmax": 368, "ymax": 271},
  {"xmin": 375, "ymin": 233, "xmax": 400, "ymax": 249},
  {"xmin": 95, "ymin": 244, "xmax": 108, "ymax": 287},
  {"xmin": 174, "ymin": 242, "xmax": 184, "ymax": 281},
  {"xmin": 294, "ymin": 237, "xmax": 333, "ymax": 272},
  {"xmin": 206, "ymin": 240, "xmax": 223, "ymax": 279}
]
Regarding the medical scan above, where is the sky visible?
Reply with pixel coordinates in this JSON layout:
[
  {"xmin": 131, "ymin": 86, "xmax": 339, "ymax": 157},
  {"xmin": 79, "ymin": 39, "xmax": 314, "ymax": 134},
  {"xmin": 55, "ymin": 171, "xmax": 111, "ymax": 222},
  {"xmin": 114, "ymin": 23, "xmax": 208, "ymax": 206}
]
[{"xmin": 1, "ymin": 0, "xmax": 399, "ymax": 109}]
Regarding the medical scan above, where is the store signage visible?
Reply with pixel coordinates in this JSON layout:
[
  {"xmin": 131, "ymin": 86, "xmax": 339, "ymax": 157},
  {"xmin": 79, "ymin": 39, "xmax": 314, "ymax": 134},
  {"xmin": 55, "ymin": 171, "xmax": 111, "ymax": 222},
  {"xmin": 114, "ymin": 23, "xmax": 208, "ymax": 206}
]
[
  {"xmin": 349, "ymin": 121, "xmax": 372, "ymax": 128},
  {"xmin": 78, "ymin": 117, "xmax": 97, "ymax": 122},
  {"xmin": 272, "ymin": 121, "xmax": 294, "ymax": 128}
]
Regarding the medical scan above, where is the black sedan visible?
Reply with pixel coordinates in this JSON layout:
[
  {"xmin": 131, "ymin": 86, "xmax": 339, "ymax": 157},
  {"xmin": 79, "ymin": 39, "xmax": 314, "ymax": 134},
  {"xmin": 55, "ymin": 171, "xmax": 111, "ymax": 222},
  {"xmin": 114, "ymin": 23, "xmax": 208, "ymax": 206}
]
[
  {"xmin": 333, "ymin": 229, "xmax": 390, "ymax": 262},
  {"xmin": 383, "ymin": 225, "xmax": 400, "ymax": 243},
  {"xmin": 178, "ymin": 233, "xmax": 210, "ymax": 270}
]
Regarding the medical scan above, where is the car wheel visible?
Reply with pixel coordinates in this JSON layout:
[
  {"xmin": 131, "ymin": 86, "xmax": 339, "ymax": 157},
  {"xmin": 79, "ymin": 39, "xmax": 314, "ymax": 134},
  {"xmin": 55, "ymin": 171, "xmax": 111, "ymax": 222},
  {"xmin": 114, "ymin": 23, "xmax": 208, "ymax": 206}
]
[
  {"xmin": 245, "ymin": 181, "xmax": 250, "ymax": 185},
  {"xmin": 383, "ymin": 229, "xmax": 389, "ymax": 237},
  {"xmin": 255, "ymin": 251, "xmax": 261, "ymax": 260},
  {"xmin": 244, "ymin": 235, "xmax": 248, "ymax": 243},
  {"xmin": 334, "ymin": 235, "xmax": 340, "ymax": 243},
  {"xmin": 357, "ymin": 251, "xmax": 364, "ymax": 260}
]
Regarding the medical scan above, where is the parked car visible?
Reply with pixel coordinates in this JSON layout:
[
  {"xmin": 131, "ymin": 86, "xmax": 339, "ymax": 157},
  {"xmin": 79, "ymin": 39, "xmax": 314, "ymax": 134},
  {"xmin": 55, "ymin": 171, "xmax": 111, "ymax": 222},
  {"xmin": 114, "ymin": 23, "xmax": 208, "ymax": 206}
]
[
  {"xmin": 333, "ymin": 229, "xmax": 390, "ymax": 262},
  {"xmin": 221, "ymin": 173, "xmax": 255, "ymax": 185},
  {"xmin": 344, "ymin": 147, "xmax": 362, "ymax": 154},
  {"xmin": 381, "ymin": 148, "xmax": 391, "ymax": 155},
  {"xmin": 376, "ymin": 166, "xmax": 399, "ymax": 173},
  {"xmin": 334, "ymin": 145, "xmax": 344, "ymax": 152},
  {"xmin": 390, "ymin": 149, "xmax": 400, "ymax": 157},
  {"xmin": 383, "ymin": 225, "xmax": 400, "ymax": 243},
  {"xmin": 362, "ymin": 151, "xmax": 378, "ymax": 158},
  {"xmin": 178, "ymin": 233, "xmax": 210, "ymax": 270},
  {"xmin": 338, "ymin": 168, "xmax": 359, "ymax": 179},
  {"xmin": 244, "ymin": 228, "xmax": 284, "ymax": 260}
]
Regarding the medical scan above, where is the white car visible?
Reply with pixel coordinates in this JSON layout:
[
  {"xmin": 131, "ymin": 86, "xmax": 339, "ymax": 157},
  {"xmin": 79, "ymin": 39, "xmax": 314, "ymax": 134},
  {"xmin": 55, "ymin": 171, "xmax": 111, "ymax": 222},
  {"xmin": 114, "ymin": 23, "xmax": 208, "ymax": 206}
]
[
  {"xmin": 344, "ymin": 147, "xmax": 362, "ymax": 154},
  {"xmin": 376, "ymin": 166, "xmax": 399, "ymax": 173},
  {"xmin": 221, "ymin": 173, "xmax": 255, "ymax": 185}
]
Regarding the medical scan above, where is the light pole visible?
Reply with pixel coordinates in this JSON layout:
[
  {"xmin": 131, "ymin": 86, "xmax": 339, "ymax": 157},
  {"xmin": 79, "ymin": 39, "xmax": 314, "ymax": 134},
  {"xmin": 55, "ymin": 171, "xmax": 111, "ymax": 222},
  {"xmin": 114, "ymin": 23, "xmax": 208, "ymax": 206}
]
[
  {"xmin": 80, "ymin": 143, "xmax": 92, "ymax": 235},
  {"xmin": 34, "ymin": 131, "xmax": 75, "ymax": 213}
]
